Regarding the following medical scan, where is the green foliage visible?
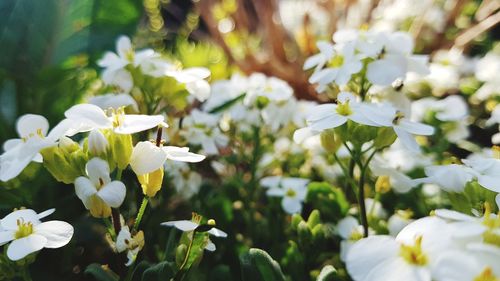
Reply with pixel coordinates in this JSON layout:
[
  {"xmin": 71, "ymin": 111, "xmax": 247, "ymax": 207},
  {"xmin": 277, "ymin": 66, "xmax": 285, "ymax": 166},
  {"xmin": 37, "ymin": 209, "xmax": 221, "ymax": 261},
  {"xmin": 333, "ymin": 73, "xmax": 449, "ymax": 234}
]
[
  {"xmin": 240, "ymin": 248, "xmax": 286, "ymax": 281},
  {"xmin": 141, "ymin": 261, "xmax": 175, "ymax": 281},
  {"xmin": 84, "ymin": 263, "xmax": 119, "ymax": 281},
  {"xmin": 307, "ymin": 182, "xmax": 349, "ymax": 222}
]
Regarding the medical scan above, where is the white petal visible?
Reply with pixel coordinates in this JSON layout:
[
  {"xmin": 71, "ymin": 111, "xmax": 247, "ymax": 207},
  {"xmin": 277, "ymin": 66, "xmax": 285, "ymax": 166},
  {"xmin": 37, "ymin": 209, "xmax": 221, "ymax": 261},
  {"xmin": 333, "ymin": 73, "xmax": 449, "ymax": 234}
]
[
  {"xmin": 37, "ymin": 209, "xmax": 56, "ymax": 220},
  {"xmin": 208, "ymin": 228, "xmax": 227, "ymax": 238},
  {"xmin": 88, "ymin": 94, "xmax": 139, "ymax": 112},
  {"xmin": 260, "ymin": 176, "xmax": 281, "ymax": 188},
  {"xmin": 65, "ymin": 104, "xmax": 111, "ymax": 129},
  {"xmin": 186, "ymin": 80, "xmax": 211, "ymax": 102},
  {"xmin": 1, "ymin": 209, "xmax": 40, "ymax": 230},
  {"xmin": 74, "ymin": 177, "xmax": 98, "ymax": 209},
  {"xmin": 337, "ymin": 216, "xmax": 360, "ymax": 239},
  {"xmin": 0, "ymin": 141, "xmax": 49, "ymax": 181},
  {"xmin": 477, "ymin": 175, "xmax": 500, "ymax": 192},
  {"xmin": 205, "ymin": 241, "xmax": 216, "ymax": 251},
  {"xmin": 434, "ymin": 209, "xmax": 476, "ymax": 222},
  {"xmin": 281, "ymin": 197, "xmax": 302, "ymax": 214},
  {"xmin": 394, "ymin": 127, "xmax": 420, "ymax": 153},
  {"xmin": 293, "ymin": 127, "xmax": 315, "ymax": 143},
  {"xmin": 115, "ymin": 114, "xmax": 164, "ymax": 134},
  {"xmin": 397, "ymin": 120, "xmax": 434, "ymax": 136},
  {"xmin": 130, "ymin": 141, "xmax": 167, "ymax": 175},
  {"xmin": 364, "ymin": 258, "xmax": 431, "ymax": 281},
  {"xmin": 16, "ymin": 114, "xmax": 49, "ymax": 139},
  {"xmin": 266, "ymin": 187, "xmax": 286, "ymax": 197},
  {"xmin": 161, "ymin": 220, "xmax": 198, "ymax": 232},
  {"xmin": 85, "ymin": 158, "xmax": 111, "ymax": 186},
  {"xmin": 367, "ymin": 58, "xmax": 406, "ymax": 86},
  {"xmin": 3, "ymin": 139, "xmax": 22, "ymax": 152},
  {"xmin": 34, "ymin": 221, "xmax": 74, "ymax": 248},
  {"xmin": 97, "ymin": 181, "xmax": 126, "ymax": 208},
  {"xmin": 116, "ymin": 36, "xmax": 132, "ymax": 59},
  {"xmin": 310, "ymin": 115, "xmax": 347, "ymax": 131},
  {"xmin": 0, "ymin": 231, "xmax": 15, "ymax": 245},
  {"xmin": 163, "ymin": 146, "xmax": 205, "ymax": 163},
  {"xmin": 307, "ymin": 104, "xmax": 337, "ymax": 122},
  {"xmin": 7, "ymin": 234, "xmax": 47, "ymax": 261},
  {"xmin": 346, "ymin": 235, "xmax": 399, "ymax": 281}
]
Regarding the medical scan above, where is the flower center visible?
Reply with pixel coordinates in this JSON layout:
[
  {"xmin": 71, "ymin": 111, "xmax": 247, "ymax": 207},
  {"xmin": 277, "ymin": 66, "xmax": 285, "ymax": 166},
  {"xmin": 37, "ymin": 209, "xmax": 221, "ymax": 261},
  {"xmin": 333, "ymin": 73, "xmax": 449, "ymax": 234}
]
[
  {"xmin": 399, "ymin": 236, "xmax": 428, "ymax": 266},
  {"xmin": 329, "ymin": 55, "xmax": 345, "ymax": 68},
  {"xmin": 336, "ymin": 101, "xmax": 353, "ymax": 116},
  {"xmin": 481, "ymin": 203, "xmax": 500, "ymax": 247},
  {"xmin": 125, "ymin": 50, "xmax": 135, "ymax": 63},
  {"xmin": 285, "ymin": 188, "xmax": 296, "ymax": 198},
  {"xmin": 392, "ymin": 111, "xmax": 405, "ymax": 125},
  {"xmin": 109, "ymin": 107, "xmax": 126, "ymax": 128},
  {"xmin": 21, "ymin": 128, "xmax": 45, "ymax": 142},
  {"xmin": 15, "ymin": 219, "xmax": 34, "ymax": 239},
  {"xmin": 474, "ymin": 267, "xmax": 500, "ymax": 281},
  {"xmin": 348, "ymin": 229, "xmax": 363, "ymax": 241}
]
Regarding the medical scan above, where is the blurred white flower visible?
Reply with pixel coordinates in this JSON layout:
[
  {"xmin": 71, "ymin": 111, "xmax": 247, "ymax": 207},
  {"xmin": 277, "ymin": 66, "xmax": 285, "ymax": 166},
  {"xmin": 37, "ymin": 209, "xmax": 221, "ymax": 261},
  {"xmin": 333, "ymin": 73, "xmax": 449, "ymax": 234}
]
[
  {"xmin": 116, "ymin": 226, "xmax": 144, "ymax": 266},
  {"xmin": 337, "ymin": 216, "xmax": 372, "ymax": 261},
  {"xmin": 0, "ymin": 208, "xmax": 73, "ymax": 261},
  {"xmin": 88, "ymin": 93, "xmax": 139, "ymax": 112},
  {"xmin": 165, "ymin": 161, "xmax": 202, "ymax": 200},
  {"xmin": 387, "ymin": 210, "xmax": 414, "ymax": 236},
  {"xmin": 261, "ymin": 176, "xmax": 309, "ymax": 214},
  {"xmin": 181, "ymin": 109, "xmax": 228, "ymax": 155}
]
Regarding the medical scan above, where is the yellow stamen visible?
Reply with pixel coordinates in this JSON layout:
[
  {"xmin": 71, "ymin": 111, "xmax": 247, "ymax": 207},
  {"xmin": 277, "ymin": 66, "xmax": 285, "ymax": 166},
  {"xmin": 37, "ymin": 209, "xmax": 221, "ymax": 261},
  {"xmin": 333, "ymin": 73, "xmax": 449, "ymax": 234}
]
[
  {"xmin": 399, "ymin": 236, "xmax": 428, "ymax": 266},
  {"xmin": 14, "ymin": 218, "xmax": 34, "ymax": 239},
  {"xmin": 336, "ymin": 101, "xmax": 353, "ymax": 116},
  {"xmin": 474, "ymin": 267, "xmax": 500, "ymax": 281},
  {"xmin": 286, "ymin": 188, "xmax": 296, "ymax": 198}
]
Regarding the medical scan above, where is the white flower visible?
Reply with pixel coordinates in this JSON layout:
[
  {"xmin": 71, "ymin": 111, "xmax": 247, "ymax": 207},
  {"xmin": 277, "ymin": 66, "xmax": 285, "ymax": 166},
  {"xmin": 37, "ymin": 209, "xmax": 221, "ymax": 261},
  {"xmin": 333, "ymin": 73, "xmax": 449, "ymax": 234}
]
[
  {"xmin": 433, "ymin": 250, "xmax": 500, "ymax": 281},
  {"xmin": 366, "ymin": 32, "xmax": 429, "ymax": 86},
  {"xmin": 365, "ymin": 103, "xmax": 435, "ymax": 153},
  {"xmin": 337, "ymin": 216, "xmax": 371, "ymax": 261},
  {"xmin": 0, "ymin": 208, "xmax": 73, "ymax": 261},
  {"xmin": 165, "ymin": 161, "xmax": 202, "ymax": 200},
  {"xmin": 130, "ymin": 141, "xmax": 205, "ymax": 176},
  {"xmin": 181, "ymin": 109, "xmax": 229, "ymax": 155},
  {"xmin": 244, "ymin": 73, "xmax": 293, "ymax": 105},
  {"xmin": 74, "ymin": 158, "xmax": 126, "ymax": 218},
  {"xmin": 88, "ymin": 93, "xmax": 139, "ymax": 112},
  {"xmin": 166, "ymin": 67, "xmax": 211, "ymax": 102},
  {"xmin": 307, "ymin": 41, "xmax": 363, "ymax": 91},
  {"xmin": 346, "ymin": 217, "xmax": 453, "ymax": 281},
  {"xmin": 161, "ymin": 216, "xmax": 227, "ymax": 252},
  {"xmin": 462, "ymin": 157, "xmax": 500, "ymax": 193},
  {"xmin": 416, "ymin": 164, "xmax": 475, "ymax": 193},
  {"xmin": 98, "ymin": 36, "xmax": 155, "ymax": 92},
  {"xmin": 293, "ymin": 92, "xmax": 384, "ymax": 143},
  {"xmin": 64, "ymin": 104, "xmax": 166, "ymax": 135},
  {"xmin": 115, "ymin": 226, "xmax": 144, "ymax": 266},
  {"xmin": 261, "ymin": 176, "xmax": 309, "ymax": 214},
  {"xmin": 387, "ymin": 210, "xmax": 414, "ymax": 236},
  {"xmin": 370, "ymin": 157, "xmax": 419, "ymax": 193},
  {"xmin": 1, "ymin": 114, "xmax": 69, "ymax": 181}
]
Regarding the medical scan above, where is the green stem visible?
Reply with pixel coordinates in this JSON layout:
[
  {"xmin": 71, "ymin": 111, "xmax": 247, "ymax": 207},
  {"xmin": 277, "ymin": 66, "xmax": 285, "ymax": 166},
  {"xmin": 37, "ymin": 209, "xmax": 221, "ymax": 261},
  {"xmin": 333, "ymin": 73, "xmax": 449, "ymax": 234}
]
[
  {"xmin": 358, "ymin": 165, "xmax": 369, "ymax": 237},
  {"xmin": 133, "ymin": 197, "xmax": 149, "ymax": 232},
  {"xmin": 112, "ymin": 168, "xmax": 123, "ymax": 234},
  {"xmin": 174, "ymin": 231, "xmax": 197, "ymax": 281},
  {"xmin": 21, "ymin": 267, "xmax": 32, "ymax": 281}
]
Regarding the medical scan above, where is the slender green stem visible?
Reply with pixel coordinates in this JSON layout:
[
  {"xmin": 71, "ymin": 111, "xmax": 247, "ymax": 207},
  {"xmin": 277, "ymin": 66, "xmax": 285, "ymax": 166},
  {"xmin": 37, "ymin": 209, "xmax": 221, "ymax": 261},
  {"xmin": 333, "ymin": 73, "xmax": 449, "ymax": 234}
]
[
  {"xmin": 116, "ymin": 168, "xmax": 123, "ymax": 181},
  {"xmin": 133, "ymin": 197, "xmax": 149, "ymax": 232},
  {"xmin": 358, "ymin": 165, "xmax": 369, "ymax": 237},
  {"xmin": 333, "ymin": 154, "xmax": 358, "ymax": 189},
  {"xmin": 174, "ymin": 231, "xmax": 197, "ymax": 281}
]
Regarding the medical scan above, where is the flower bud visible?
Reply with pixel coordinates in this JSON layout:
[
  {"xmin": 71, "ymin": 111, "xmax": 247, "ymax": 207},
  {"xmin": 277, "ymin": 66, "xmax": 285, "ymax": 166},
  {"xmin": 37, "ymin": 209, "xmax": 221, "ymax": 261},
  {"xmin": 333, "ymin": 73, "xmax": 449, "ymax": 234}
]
[
  {"xmin": 373, "ymin": 127, "xmax": 397, "ymax": 149},
  {"xmin": 138, "ymin": 168, "xmax": 164, "ymax": 197},
  {"xmin": 109, "ymin": 133, "xmax": 133, "ymax": 170},
  {"xmin": 88, "ymin": 129, "xmax": 109, "ymax": 156},
  {"xmin": 320, "ymin": 129, "xmax": 341, "ymax": 153},
  {"xmin": 59, "ymin": 136, "xmax": 80, "ymax": 153}
]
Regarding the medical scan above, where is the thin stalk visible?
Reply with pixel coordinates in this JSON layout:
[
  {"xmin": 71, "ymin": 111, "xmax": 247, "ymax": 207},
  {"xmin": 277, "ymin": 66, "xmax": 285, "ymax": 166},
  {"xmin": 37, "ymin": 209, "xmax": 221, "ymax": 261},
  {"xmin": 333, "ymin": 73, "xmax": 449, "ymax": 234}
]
[
  {"xmin": 133, "ymin": 197, "xmax": 149, "ymax": 232},
  {"xmin": 173, "ymin": 231, "xmax": 197, "ymax": 281},
  {"xmin": 112, "ymin": 168, "xmax": 123, "ymax": 234},
  {"xmin": 358, "ymin": 165, "xmax": 369, "ymax": 237}
]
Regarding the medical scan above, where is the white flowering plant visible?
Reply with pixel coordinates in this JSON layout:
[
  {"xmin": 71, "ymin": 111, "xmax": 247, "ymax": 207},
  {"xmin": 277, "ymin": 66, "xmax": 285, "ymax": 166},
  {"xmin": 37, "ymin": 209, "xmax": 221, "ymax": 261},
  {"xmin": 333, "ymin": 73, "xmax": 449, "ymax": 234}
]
[{"xmin": 1, "ymin": 0, "xmax": 500, "ymax": 281}]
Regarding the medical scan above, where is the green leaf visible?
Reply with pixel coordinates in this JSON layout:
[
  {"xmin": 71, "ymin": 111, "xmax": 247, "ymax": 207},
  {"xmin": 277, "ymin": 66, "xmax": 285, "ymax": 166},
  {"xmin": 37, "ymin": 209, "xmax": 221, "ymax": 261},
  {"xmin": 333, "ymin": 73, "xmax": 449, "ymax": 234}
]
[
  {"xmin": 84, "ymin": 263, "xmax": 119, "ymax": 281},
  {"xmin": 141, "ymin": 261, "xmax": 175, "ymax": 281},
  {"xmin": 209, "ymin": 93, "xmax": 246, "ymax": 113},
  {"xmin": 240, "ymin": 248, "xmax": 286, "ymax": 281}
]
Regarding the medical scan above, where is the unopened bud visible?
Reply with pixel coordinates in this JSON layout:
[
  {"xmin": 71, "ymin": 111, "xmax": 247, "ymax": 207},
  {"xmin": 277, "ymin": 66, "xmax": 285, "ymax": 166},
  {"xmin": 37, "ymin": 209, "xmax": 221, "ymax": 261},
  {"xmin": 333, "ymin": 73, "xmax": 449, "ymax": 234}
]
[
  {"xmin": 320, "ymin": 129, "xmax": 341, "ymax": 152},
  {"xmin": 138, "ymin": 168, "xmax": 164, "ymax": 197},
  {"xmin": 88, "ymin": 129, "xmax": 109, "ymax": 156},
  {"xmin": 59, "ymin": 136, "xmax": 80, "ymax": 153}
]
